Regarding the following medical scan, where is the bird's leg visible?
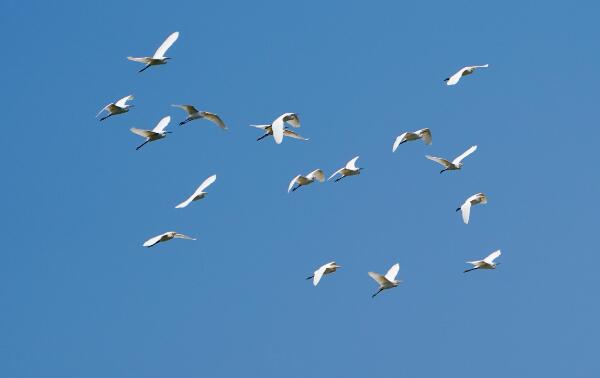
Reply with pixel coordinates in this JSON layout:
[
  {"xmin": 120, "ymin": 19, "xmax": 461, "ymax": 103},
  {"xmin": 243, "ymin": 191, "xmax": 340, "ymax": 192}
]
[
  {"xmin": 334, "ymin": 175, "xmax": 345, "ymax": 182},
  {"xmin": 136, "ymin": 139, "xmax": 150, "ymax": 150},
  {"xmin": 100, "ymin": 113, "xmax": 113, "ymax": 122},
  {"xmin": 179, "ymin": 119, "xmax": 188, "ymax": 126},
  {"xmin": 456, "ymin": 207, "xmax": 461, "ymax": 212},
  {"xmin": 292, "ymin": 185, "xmax": 301, "ymax": 192},
  {"xmin": 256, "ymin": 133, "xmax": 269, "ymax": 141},
  {"xmin": 138, "ymin": 64, "xmax": 151, "ymax": 73},
  {"xmin": 463, "ymin": 267, "xmax": 479, "ymax": 273},
  {"xmin": 306, "ymin": 275, "xmax": 314, "ymax": 280},
  {"xmin": 440, "ymin": 168, "xmax": 448, "ymax": 174},
  {"xmin": 443, "ymin": 77, "xmax": 450, "ymax": 82},
  {"xmin": 372, "ymin": 288, "xmax": 384, "ymax": 298}
]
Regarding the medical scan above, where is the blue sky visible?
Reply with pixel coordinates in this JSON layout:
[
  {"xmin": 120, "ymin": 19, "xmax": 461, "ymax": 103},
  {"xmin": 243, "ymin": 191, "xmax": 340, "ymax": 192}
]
[{"xmin": 1, "ymin": 0, "xmax": 599, "ymax": 377}]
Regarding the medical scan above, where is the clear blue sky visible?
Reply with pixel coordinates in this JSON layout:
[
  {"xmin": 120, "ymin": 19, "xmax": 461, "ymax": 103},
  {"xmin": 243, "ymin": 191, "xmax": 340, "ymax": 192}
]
[{"xmin": 1, "ymin": 1, "xmax": 599, "ymax": 377}]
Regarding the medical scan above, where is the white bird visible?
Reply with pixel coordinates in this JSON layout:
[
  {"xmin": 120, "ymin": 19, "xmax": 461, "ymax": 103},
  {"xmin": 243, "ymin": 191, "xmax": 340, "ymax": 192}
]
[
  {"xmin": 130, "ymin": 116, "xmax": 171, "ymax": 150},
  {"xmin": 250, "ymin": 124, "xmax": 308, "ymax": 142},
  {"xmin": 392, "ymin": 128, "xmax": 432, "ymax": 152},
  {"xmin": 444, "ymin": 64, "xmax": 489, "ymax": 86},
  {"xmin": 172, "ymin": 105, "xmax": 228, "ymax": 130},
  {"xmin": 464, "ymin": 250, "xmax": 501, "ymax": 273},
  {"xmin": 328, "ymin": 156, "xmax": 362, "ymax": 182},
  {"xmin": 143, "ymin": 231, "xmax": 196, "ymax": 247},
  {"xmin": 288, "ymin": 169, "xmax": 325, "ymax": 193},
  {"xmin": 306, "ymin": 261, "xmax": 342, "ymax": 286},
  {"xmin": 426, "ymin": 145, "xmax": 477, "ymax": 173},
  {"xmin": 96, "ymin": 95, "xmax": 134, "ymax": 122},
  {"xmin": 127, "ymin": 31, "xmax": 179, "ymax": 73},
  {"xmin": 456, "ymin": 192, "xmax": 488, "ymax": 224},
  {"xmin": 368, "ymin": 263, "xmax": 402, "ymax": 298},
  {"xmin": 251, "ymin": 113, "xmax": 300, "ymax": 144},
  {"xmin": 175, "ymin": 174, "xmax": 217, "ymax": 209}
]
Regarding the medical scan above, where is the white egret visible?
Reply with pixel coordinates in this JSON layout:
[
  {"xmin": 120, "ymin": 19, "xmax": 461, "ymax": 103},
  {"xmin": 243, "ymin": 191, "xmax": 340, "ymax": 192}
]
[
  {"xmin": 306, "ymin": 261, "xmax": 341, "ymax": 286},
  {"xmin": 130, "ymin": 116, "xmax": 171, "ymax": 150},
  {"xmin": 175, "ymin": 174, "xmax": 217, "ymax": 209},
  {"xmin": 288, "ymin": 169, "xmax": 325, "ymax": 193},
  {"xmin": 127, "ymin": 31, "xmax": 179, "ymax": 73},
  {"xmin": 143, "ymin": 231, "xmax": 196, "ymax": 247},
  {"xmin": 251, "ymin": 113, "xmax": 300, "ymax": 144},
  {"xmin": 444, "ymin": 64, "xmax": 489, "ymax": 85},
  {"xmin": 368, "ymin": 263, "xmax": 401, "ymax": 298},
  {"xmin": 392, "ymin": 128, "xmax": 432, "ymax": 152},
  {"xmin": 456, "ymin": 193, "xmax": 487, "ymax": 224},
  {"xmin": 426, "ymin": 145, "xmax": 477, "ymax": 173},
  {"xmin": 250, "ymin": 124, "xmax": 308, "ymax": 142},
  {"xmin": 328, "ymin": 156, "xmax": 362, "ymax": 182},
  {"xmin": 464, "ymin": 250, "xmax": 501, "ymax": 273},
  {"xmin": 172, "ymin": 105, "xmax": 227, "ymax": 130},
  {"xmin": 96, "ymin": 95, "xmax": 134, "ymax": 122}
]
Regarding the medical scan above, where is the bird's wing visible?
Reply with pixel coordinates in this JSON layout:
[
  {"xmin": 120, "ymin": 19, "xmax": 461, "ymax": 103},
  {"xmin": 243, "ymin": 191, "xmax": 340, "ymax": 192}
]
[
  {"xmin": 175, "ymin": 196, "xmax": 193, "ymax": 209},
  {"xmin": 203, "ymin": 112, "xmax": 227, "ymax": 130},
  {"xmin": 345, "ymin": 156, "xmax": 359, "ymax": 170},
  {"xmin": 471, "ymin": 64, "xmax": 489, "ymax": 69},
  {"xmin": 283, "ymin": 113, "xmax": 300, "ymax": 128},
  {"xmin": 306, "ymin": 169, "xmax": 325, "ymax": 182},
  {"xmin": 288, "ymin": 175, "xmax": 300, "ymax": 193},
  {"xmin": 283, "ymin": 129, "xmax": 308, "ymax": 140},
  {"xmin": 174, "ymin": 233, "xmax": 196, "ymax": 240},
  {"xmin": 460, "ymin": 201, "xmax": 472, "ymax": 224},
  {"xmin": 392, "ymin": 133, "xmax": 408, "ymax": 152},
  {"xmin": 271, "ymin": 115, "xmax": 285, "ymax": 144},
  {"xmin": 127, "ymin": 57, "xmax": 151, "ymax": 63},
  {"xmin": 452, "ymin": 145, "xmax": 477, "ymax": 165},
  {"xmin": 172, "ymin": 104, "xmax": 198, "ymax": 115},
  {"xmin": 153, "ymin": 31, "xmax": 179, "ymax": 58},
  {"xmin": 130, "ymin": 128, "xmax": 155, "ymax": 138},
  {"xmin": 384, "ymin": 263, "xmax": 400, "ymax": 281},
  {"xmin": 250, "ymin": 124, "xmax": 270, "ymax": 130},
  {"xmin": 426, "ymin": 155, "xmax": 451, "ymax": 167},
  {"xmin": 484, "ymin": 250, "xmax": 501, "ymax": 264},
  {"xmin": 195, "ymin": 174, "xmax": 217, "ymax": 194},
  {"xmin": 479, "ymin": 193, "xmax": 488, "ymax": 204},
  {"xmin": 143, "ymin": 233, "xmax": 165, "ymax": 247},
  {"xmin": 446, "ymin": 67, "xmax": 468, "ymax": 85},
  {"xmin": 96, "ymin": 104, "xmax": 109, "ymax": 117},
  {"xmin": 153, "ymin": 116, "xmax": 171, "ymax": 133},
  {"xmin": 328, "ymin": 168, "xmax": 344, "ymax": 181},
  {"xmin": 313, "ymin": 265, "xmax": 328, "ymax": 286},
  {"xmin": 115, "ymin": 95, "xmax": 134, "ymax": 108},
  {"xmin": 368, "ymin": 272, "xmax": 389, "ymax": 286},
  {"xmin": 417, "ymin": 128, "xmax": 432, "ymax": 145}
]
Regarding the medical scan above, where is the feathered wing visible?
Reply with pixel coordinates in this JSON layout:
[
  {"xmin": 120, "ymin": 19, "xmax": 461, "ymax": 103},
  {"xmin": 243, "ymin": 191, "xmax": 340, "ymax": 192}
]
[
  {"xmin": 127, "ymin": 57, "xmax": 152, "ymax": 63},
  {"xmin": 115, "ymin": 95, "xmax": 134, "ymax": 108},
  {"xmin": 328, "ymin": 168, "xmax": 344, "ymax": 181},
  {"xmin": 283, "ymin": 129, "xmax": 308, "ymax": 140},
  {"xmin": 446, "ymin": 67, "xmax": 469, "ymax": 85},
  {"xmin": 175, "ymin": 196, "xmax": 194, "ymax": 209},
  {"xmin": 96, "ymin": 104, "xmax": 109, "ymax": 117},
  {"xmin": 250, "ymin": 124, "xmax": 270, "ymax": 130},
  {"xmin": 368, "ymin": 272, "xmax": 389, "ymax": 286},
  {"xmin": 426, "ymin": 155, "xmax": 451, "ymax": 168},
  {"xmin": 385, "ymin": 263, "xmax": 400, "ymax": 281},
  {"xmin": 282, "ymin": 113, "xmax": 300, "ymax": 128},
  {"xmin": 392, "ymin": 133, "xmax": 408, "ymax": 152},
  {"xmin": 153, "ymin": 31, "xmax": 179, "ymax": 58},
  {"xmin": 306, "ymin": 169, "xmax": 325, "ymax": 182},
  {"xmin": 484, "ymin": 250, "xmax": 501, "ymax": 264},
  {"xmin": 143, "ymin": 233, "xmax": 165, "ymax": 247},
  {"xmin": 313, "ymin": 265, "xmax": 328, "ymax": 286},
  {"xmin": 460, "ymin": 201, "xmax": 472, "ymax": 224},
  {"xmin": 196, "ymin": 174, "xmax": 217, "ymax": 193},
  {"xmin": 203, "ymin": 112, "xmax": 228, "ymax": 130},
  {"xmin": 346, "ymin": 156, "xmax": 359, "ymax": 170},
  {"xmin": 172, "ymin": 104, "xmax": 199, "ymax": 115},
  {"xmin": 472, "ymin": 64, "xmax": 489, "ymax": 69},
  {"xmin": 452, "ymin": 145, "xmax": 477, "ymax": 165},
  {"xmin": 153, "ymin": 116, "xmax": 171, "ymax": 133},
  {"xmin": 417, "ymin": 128, "xmax": 432, "ymax": 145},
  {"xmin": 130, "ymin": 128, "xmax": 155, "ymax": 138},
  {"xmin": 288, "ymin": 175, "xmax": 300, "ymax": 193},
  {"xmin": 174, "ymin": 233, "xmax": 196, "ymax": 240},
  {"xmin": 271, "ymin": 116, "xmax": 285, "ymax": 144}
]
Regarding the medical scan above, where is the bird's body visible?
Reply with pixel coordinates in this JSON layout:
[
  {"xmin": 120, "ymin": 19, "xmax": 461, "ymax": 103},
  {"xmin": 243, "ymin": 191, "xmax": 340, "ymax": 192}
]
[
  {"xmin": 175, "ymin": 174, "xmax": 217, "ymax": 208},
  {"xmin": 143, "ymin": 231, "xmax": 196, "ymax": 247},
  {"xmin": 250, "ymin": 124, "xmax": 308, "ymax": 142},
  {"xmin": 127, "ymin": 32, "xmax": 179, "ymax": 73},
  {"xmin": 172, "ymin": 105, "xmax": 227, "ymax": 130},
  {"xmin": 444, "ymin": 64, "xmax": 489, "ymax": 85},
  {"xmin": 252, "ymin": 113, "xmax": 301, "ymax": 144},
  {"xmin": 368, "ymin": 263, "xmax": 401, "ymax": 298},
  {"xmin": 426, "ymin": 145, "xmax": 477, "ymax": 173},
  {"xmin": 464, "ymin": 250, "xmax": 501, "ymax": 273},
  {"xmin": 392, "ymin": 128, "xmax": 432, "ymax": 152},
  {"xmin": 288, "ymin": 169, "xmax": 325, "ymax": 193},
  {"xmin": 306, "ymin": 261, "xmax": 341, "ymax": 286},
  {"xmin": 130, "ymin": 116, "xmax": 172, "ymax": 150},
  {"xmin": 456, "ymin": 192, "xmax": 487, "ymax": 224},
  {"xmin": 328, "ymin": 156, "xmax": 362, "ymax": 182},
  {"xmin": 97, "ymin": 95, "xmax": 134, "ymax": 122}
]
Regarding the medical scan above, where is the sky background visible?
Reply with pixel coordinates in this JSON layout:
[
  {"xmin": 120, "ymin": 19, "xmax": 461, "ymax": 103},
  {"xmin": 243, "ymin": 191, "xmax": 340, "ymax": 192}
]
[{"xmin": 1, "ymin": 0, "xmax": 599, "ymax": 377}]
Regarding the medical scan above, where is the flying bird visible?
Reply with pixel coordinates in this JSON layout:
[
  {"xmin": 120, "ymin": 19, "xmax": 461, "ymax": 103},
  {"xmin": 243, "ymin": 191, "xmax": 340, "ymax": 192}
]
[
  {"xmin": 426, "ymin": 145, "xmax": 477, "ymax": 173},
  {"xmin": 175, "ymin": 174, "xmax": 217, "ymax": 209},
  {"xmin": 328, "ymin": 156, "xmax": 362, "ymax": 182},
  {"xmin": 127, "ymin": 31, "xmax": 179, "ymax": 73},
  {"xmin": 96, "ymin": 95, "xmax": 134, "ymax": 122},
  {"xmin": 250, "ymin": 124, "xmax": 308, "ymax": 142},
  {"xmin": 306, "ymin": 262, "xmax": 341, "ymax": 286},
  {"xmin": 457, "ymin": 193, "xmax": 487, "ymax": 224},
  {"xmin": 251, "ymin": 113, "xmax": 300, "ymax": 144},
  {"xmin": 464, "ymin": 250, "xmax": 501, "ymax": 273},
  {"xmin": 444, "ymin": 64, "xmax": 489, "ymax": 85},
  {"xmin": 130, "ymin": 116, "xmax": 171, "ymax": 150},
  {"xmin": 143, "ymin": 231, "xmax": 196, "ymax": 247},
  {"xmin": 392, "ymin": 128, "xmax": 432, "ymax": 152},
  {"xmin": 172, "ymin": 105, "xmax": 227, "ymax": 130},
  {"xmin": 288, "ymin": 169, "xmax": 325, "ymax": 193},
  {"xmin": 368, "ymin": 263, "xmax": 402, "ymax": 298}
]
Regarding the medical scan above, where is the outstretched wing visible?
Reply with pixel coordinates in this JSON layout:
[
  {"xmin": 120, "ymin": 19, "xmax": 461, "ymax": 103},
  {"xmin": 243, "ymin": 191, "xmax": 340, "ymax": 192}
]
[
  {"xmin": 460, "ymin": 201, "xmax": 472, "ymax": 224},
  {"xmin": 452, "ymin": 145, "xmax": 477, "ymax": 165},
  {"xmin": 282, "ymin": 113, "xmax": 300, "ymax": 128},
  {"xmin": 283, "ymin": 129, "xmax": 308, "ymax": 140},
  {"xmin": 384, "ymin": 263, "xmax": 400, "ymax": 281},
  {"xmin": 346, "ymin": 156, "xmax": 359, "ymax": 170},
  {"xmin": 306, "ymin": 169, "xmax": 325, "ymax": 182},
  {"xmin": 426, "ymin": 155, "xmax": 451, "ymax": 168},
  {"xmin": 130, "ymin": 128, "xmax": 155, "ymax": 138},
  {"xmin": 172, "ymin": 104, "xmax": 199, "ymax": 115},
  {"xmin": 471, "ymin": 64, "xmax": 489, "ymax": 69},
  {"xmin": 143, "ymin": 233, "xmax": 165, "ymax": 247},
  {"xmin": 288, "ymin": 175, "xmax": 300, "ymax": 193},
  {"xmin": 328, "ymin": 168, "xmax": 344, "ymax": 181},
  {"xmin": 196, "ymin": 174, "xmax": 217, "ymax": 194},
  {"xmin": 127, "ymin": 57, "xmax": 151, "ymax": 63},
  {"xmin": 392, "ymin": 133, "xmax": 408, "ymax": 152},
  {"xmin": 271, "ymin": 115, "xmax": 285, "ymax": 144},
  {"xmin": 250, "ymin": 124, "xmax": 270, "ymax": 130},
  {"xmin": 484, "ymin": 250, "xmax": 501, "ymax": 264},
  {"xmin": 96, "ymin": 104, "xmax": 109, "ymax": 117},
  {"xmin": 153, "ymin": 116, "xmax": 171, "ymax": 133},
  {"xmin": 313, "ymin": 264, "xmax": 328, "ymax": 286},
  {"xmin": 174, "ymin": 233, "xmax": 196, "ymax": 241},
  {"xmin": 204, "ymin": 112, "xmax": 228, "ymax": 130},
  {"xmin": 153, "ymin": 31, "xmax": 179, "ymax": 58},
  {"xmin": 417, "ymin": 128, "xmax": 432, "ymax": 145},
  {"xmin": 115, "ymin": 95, "xmax": 134, "ymax": 108},
  {"xmin": 446, "ymin": 67, "xmax": 469, "ymax": 85},
  {"xmin": 368, "ymin": 272, "xmax": 389, "ymax": 286}
]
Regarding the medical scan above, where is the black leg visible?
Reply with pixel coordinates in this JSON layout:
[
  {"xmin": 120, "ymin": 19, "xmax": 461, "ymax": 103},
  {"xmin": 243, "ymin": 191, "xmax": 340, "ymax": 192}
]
[
  {"xmin": 138, "ymin": 64, "xmax": 151, "ymax": 73},
  {"xmin": 334, "ymin": 175, "xmax": 345, "ymax": 182},
  {"xmin": 256, "ymin": 134, "xmax": 269, "ymax": 141},
  {"xmin": 306, "ymin": 275, "xmax": 314, "ymax": 280},
  {"xmin": 100, "ymin": 113, "xmax": 113, "ymax": 122},
  {"xmin": 372, "ymin": 288, "xmax": 384, "ymax": 298},
  {"xmin": 292, "ymin": 185, "xmax": 301, "ymax": 192},
  {"xmin": 136, "ymin": 140, "xmax": 150, "ymax": 150},
  {"xmin": 463, "ymin": 267, "xmax": 478, "ymax": 273},
  {"xmin": 456, "ymin": 207, "xmax": 461, "ymax": 212},
  {"xmin": 440, "ymin": 169, "xmax": 448, "ymax": 174}
]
